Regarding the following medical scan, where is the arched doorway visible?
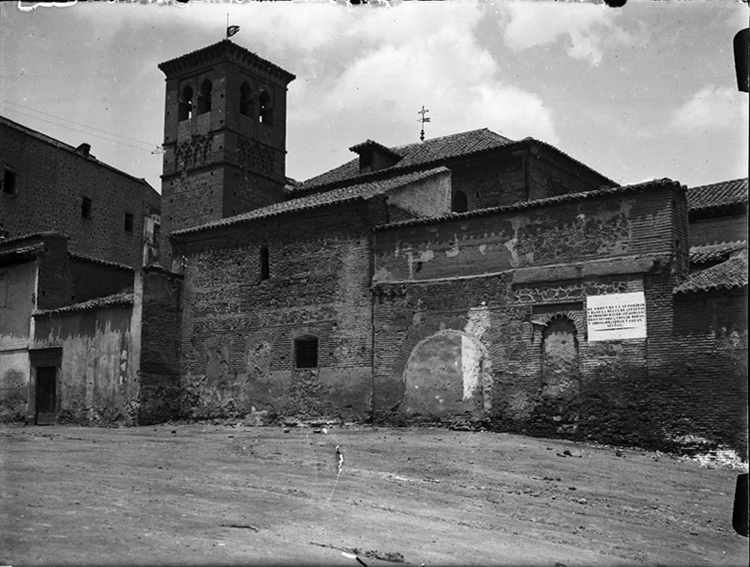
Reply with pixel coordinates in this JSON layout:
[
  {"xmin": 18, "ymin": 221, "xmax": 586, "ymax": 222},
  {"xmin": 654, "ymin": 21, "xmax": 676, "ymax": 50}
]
[
  {"xmin": 541, "ymin": 316, "xmax": 580, "ymax": 402},
  {"xmin": 402, "ymin": 330, "xmax": 491, "ymax": 418}
]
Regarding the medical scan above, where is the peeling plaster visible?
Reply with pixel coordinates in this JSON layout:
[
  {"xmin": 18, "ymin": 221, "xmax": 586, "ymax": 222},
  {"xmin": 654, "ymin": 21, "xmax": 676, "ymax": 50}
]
[{"xmin": 445, "ymin": 235, "xmax": 460, "ymax": 258}]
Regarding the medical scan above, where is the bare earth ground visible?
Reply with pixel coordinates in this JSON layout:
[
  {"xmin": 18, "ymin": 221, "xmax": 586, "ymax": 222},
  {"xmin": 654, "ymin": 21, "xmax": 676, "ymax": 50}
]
[{"xmin": 0, "ymin": 423, "xmax": 747, "ymax": 567}]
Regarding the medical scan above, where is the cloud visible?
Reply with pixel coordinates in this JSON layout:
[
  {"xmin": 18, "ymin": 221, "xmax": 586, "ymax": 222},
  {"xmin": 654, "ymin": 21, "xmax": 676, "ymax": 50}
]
[
  {"xmin": 287, "ymin": 2, "xmax": 559, "ymax": 147},
  {"xmin": 669, "ymin": 85, "xmax": 750, "ymax": 134},
  {"xmin": 501, "ymin": 2, "xmax": 629, "ymax": 66}
]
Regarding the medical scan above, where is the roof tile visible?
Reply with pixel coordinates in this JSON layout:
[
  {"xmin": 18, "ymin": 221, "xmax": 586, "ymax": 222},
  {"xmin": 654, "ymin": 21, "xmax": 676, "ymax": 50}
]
[
  {"xmin": 674, "ymin": 255, "xmax": 748, "ymax": 294},
  {"xmin": 687, "ymin": 178, "xmax": 748, "ymax": 211},
  {"xmin": 172, "ymin": 167, "xmax": 450, "ymax": 237}
]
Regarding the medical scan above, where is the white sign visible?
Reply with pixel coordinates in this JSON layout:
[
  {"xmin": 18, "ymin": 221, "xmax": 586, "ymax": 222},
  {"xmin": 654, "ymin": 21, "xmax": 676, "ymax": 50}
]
[{"xmin": 586, "ymin": 292, "xmax": 647, "ymax": 341}]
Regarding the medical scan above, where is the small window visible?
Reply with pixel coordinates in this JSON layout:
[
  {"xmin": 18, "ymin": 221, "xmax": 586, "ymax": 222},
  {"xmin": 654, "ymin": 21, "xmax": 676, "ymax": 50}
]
[
  {"xmin": 2, "ymin": 168, "xmax": 17, "ymax": 195},
  {"xmin": 179, "ymin": 85, "xmax": 194, "ymax": 121},
  {"xmin": 240, "ymin": 82, "xmax": 253, "ymax": 117},
  {"xmin": 295, "ymin": 336, "xmax": 319, "ymax": 369},
  {"xmin": 124, "ymin": 212, "xmax": 134, "ymax": 233},
  {"xmin": 259, "ymin": 246, "xmax": 270, "ymax": 280},
  {"xmin": 82, "ymin": 197, "xmax": 92, "ymax": 219},
  {"xmin": 197, "ymin": 79, "xmax": 212, "ymax": 114},
  {"xmin": 452, "ymin": 191, "xmax": 468, "ymax": 213},
  {"xmin": 259, "ymin": 90, "xmax": 273, "ymax": 125}
]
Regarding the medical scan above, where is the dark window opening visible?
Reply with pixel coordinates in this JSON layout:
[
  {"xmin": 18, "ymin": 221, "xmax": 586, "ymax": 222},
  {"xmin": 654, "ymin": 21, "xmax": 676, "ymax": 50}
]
[
  {"xmin": 240, "ymin": 82, "xmax": 254, "ymax": 117},
  {"xmin": 82, "ymin": 197, "xmax": 92, "ymax": 219},
  {"xmin": 295, "ymin": 336, "xmax": 319, "ymax": 369},
  {"xmin": 259, "ymin": 246, "xmax": 270, "ymax": 280},
  {"xmin": 359, "ymin": 152, "xmax": 373, "ymax": 174},
  {"xmin": 259, "ymin": 90, "xmax": 273, "ymax": 125},
  {"xmin": 452, "ymin": 191, "xmax": 468, "ymax": 213},
  {"xmin": 197, "ymin": 80, "xmax": 212, "ymax": 114},
  {"xmin": 179, "ymin": 85, "xmax": 194, "ymax": 121},
  {"xmin": 2, "ymin": 168, "xmax": 17, "ymax": 195},
  {"xmin": 124, "ymin": 212, "xmax": 134, "ymax": 233}
]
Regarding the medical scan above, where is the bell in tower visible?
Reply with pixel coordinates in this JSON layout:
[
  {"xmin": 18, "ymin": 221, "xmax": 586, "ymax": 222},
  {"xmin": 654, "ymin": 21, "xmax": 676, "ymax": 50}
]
[{"xmin": 157, "ymin": 39, "xmax": 295, "ymax": 268}]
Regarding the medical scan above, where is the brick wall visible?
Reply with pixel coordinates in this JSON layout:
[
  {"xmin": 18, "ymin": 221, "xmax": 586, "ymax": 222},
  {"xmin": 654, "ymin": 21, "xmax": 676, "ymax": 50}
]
[
  {"xmin": 0, "ymin": 120, "xmax": 159, "ymax": 268},
  {"xmin": 69, "ymin": 256, "xmax": 134, "ymax": 304},
  {"xmin": 370, "ymin": 182, "xmax": 717, "ymax": 452},
  {"xmin": 689, "ymin": 211, "xmax": 747, "ymax": 246},
  {"xmin": 173, "ymin": 199, "xmax": 380, "ymax": 421},
  {"xmin": 662, "ymin": 289, "xmax": 748, "ymax": 455},
  {"xmin": 138, "ymin": 267, "xmax": 183, "ymax": 424},
  {"xmin": 374, "ymin": 187, "xmax": 683, "ymax": 284},
  {"xmin": 159, "ymin": 47, "xmax": 292, "ymax": 268},
  {"xmin": 450, "ymin": 144, "xmax": 612, "ymax": 212}
]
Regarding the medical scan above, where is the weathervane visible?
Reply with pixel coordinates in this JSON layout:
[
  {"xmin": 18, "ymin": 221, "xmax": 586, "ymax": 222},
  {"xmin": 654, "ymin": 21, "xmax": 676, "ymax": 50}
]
[
  {"xmin": 417, "ymin": 105, "xmax": 430, "ymax": 142},
  {"xmin": 226, "ymin": 13, "xmax": 240, "ymax": 39}
]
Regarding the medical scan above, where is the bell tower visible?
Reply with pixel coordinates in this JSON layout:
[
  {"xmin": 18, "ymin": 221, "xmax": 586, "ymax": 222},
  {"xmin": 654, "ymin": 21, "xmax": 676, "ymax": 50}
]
[{"xmin": 158, "ymin": 40, "xmax": 295, "ymax": 268}]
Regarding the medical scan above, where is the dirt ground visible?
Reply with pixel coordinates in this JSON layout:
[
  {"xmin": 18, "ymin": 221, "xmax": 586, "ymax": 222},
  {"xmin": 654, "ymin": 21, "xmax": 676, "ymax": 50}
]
[{"xmin": 1, "ymin": 423, "xmax": 747, "ymax": 567}]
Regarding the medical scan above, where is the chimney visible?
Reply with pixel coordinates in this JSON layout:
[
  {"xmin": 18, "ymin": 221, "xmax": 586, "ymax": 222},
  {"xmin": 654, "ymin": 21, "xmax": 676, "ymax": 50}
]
[{"xmin": 75, "ymin": 143, "xmax": 91, "ymax": 158}]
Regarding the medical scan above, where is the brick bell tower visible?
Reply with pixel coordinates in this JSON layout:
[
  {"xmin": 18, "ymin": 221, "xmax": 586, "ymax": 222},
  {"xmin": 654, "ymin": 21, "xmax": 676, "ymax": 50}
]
[{"xmin": 158, "ymin": 40, "xmax": 295, "ymax": 268}]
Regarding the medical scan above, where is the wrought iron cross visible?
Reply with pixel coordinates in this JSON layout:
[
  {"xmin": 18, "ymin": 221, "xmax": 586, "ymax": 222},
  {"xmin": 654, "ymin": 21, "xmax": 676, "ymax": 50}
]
[{"xmin": 417, "ymin": 105, "xmax": 431, "ymax": 142}]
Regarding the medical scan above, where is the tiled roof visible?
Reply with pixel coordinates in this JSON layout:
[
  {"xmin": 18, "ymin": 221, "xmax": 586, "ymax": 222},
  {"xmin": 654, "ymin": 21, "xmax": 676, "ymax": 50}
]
[
  {"xmin": 172, "ymin": 167, "xmax": 450, "ymax": 237},
  {"xmin": 158, "ymin": 40, "xmax": 295, "ymax": 83},
  {"xmin": 0, "ymin": 115, "xmax": 154, "ymax": 190},
  {"xmin": 690, "ymin": 242, "xmax": 747, "ymax": 264},
  {"xmin": 0, "ymin": 231, "xmax": 67, "ymax": 248},
  {"xmin": 349, "ymin": 139, "xmax": 410, "ymax": 159},
  {"xmin": 293, "ymin": 129, "xmax": 617, "ymax": 194},
  {"xmin": 376, "ymin": 178, "xmax": 683, "ymax": 231},
  {"xmin": 295, "ymin": 129, "xmax": 511, "ymax": 192},
  {"xmin": 0, "ymin": 243, "xmax": 45, "ymax": 263},
  {"xmin": 674, "ymin": 256, "xmax": 747, "ymax": 294},
  {"xmin": 68, "ymin": 252, "xmax": 134, "ymax": 271},
  {"xmin": 687, "ymin": 178, "xmax": 748, "ymax": 211},
  {"xmin": 33, "ymin": 291, "xmax": 134, "ymax": 316}
]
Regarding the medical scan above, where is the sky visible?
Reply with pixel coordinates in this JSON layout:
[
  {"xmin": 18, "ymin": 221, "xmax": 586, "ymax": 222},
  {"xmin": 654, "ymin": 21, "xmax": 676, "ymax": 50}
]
[{"xmin": 1, "ymin": 0, "xmax": 747, "ymax": 193}]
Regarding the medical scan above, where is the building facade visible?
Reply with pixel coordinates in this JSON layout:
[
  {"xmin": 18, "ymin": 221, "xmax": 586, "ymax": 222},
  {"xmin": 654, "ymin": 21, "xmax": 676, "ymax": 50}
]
[{"xmin": 1, "ymin": 40, "xmax": 746, "ymax": 457}]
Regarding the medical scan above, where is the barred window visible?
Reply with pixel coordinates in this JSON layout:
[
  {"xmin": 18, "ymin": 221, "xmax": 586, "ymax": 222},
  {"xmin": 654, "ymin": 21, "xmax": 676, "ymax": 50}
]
[{"xmin": 294, "ymin": 336, "xmax": 318, "ymax": 369}]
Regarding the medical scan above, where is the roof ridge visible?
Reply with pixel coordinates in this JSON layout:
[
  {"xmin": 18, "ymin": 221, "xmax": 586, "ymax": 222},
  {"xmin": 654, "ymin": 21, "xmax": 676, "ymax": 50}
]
[{"xmin": 0, "ymin": 115, "xmax": 154, "ymax": 188}]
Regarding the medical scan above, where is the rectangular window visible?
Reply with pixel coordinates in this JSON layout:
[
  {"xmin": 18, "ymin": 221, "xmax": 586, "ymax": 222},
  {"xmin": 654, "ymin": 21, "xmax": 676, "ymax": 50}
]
[
  {"xmin": 294, "ymin": 337, "xmax": 319, "ymax": 369},
  {"xmin": 2, "ymin": 168, "xmax": 17, "ymax": 195},
  {"xmin": 124, "ymin": 212, "xmax": 134, "ymax": 233},
  {"xmin": 82, "ymin": 197, "xmax": 92, "ymax": 219}
]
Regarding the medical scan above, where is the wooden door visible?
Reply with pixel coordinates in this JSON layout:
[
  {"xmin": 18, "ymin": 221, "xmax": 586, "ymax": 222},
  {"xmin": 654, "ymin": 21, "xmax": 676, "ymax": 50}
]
[{"xmin": 36, "ymin": 366, "xmax": 57, "ymax": 425}]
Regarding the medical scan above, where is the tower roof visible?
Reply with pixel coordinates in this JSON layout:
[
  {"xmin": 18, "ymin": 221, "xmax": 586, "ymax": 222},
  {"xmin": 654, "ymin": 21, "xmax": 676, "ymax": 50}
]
[{"xmin": 158, "ymin": 39, "xmax": 296, "ymax": 84}]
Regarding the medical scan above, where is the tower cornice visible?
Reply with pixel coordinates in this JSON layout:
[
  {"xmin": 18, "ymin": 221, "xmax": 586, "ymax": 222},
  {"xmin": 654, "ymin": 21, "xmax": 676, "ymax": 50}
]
[{"xmin": 158, "ymin": 40, "xmax": 296, "ymax": 84}]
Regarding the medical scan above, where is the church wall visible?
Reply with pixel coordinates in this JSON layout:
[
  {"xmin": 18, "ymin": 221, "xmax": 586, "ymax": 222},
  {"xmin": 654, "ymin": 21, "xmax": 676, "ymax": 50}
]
[
  {"xmin": 371, "ymin": 183, "xmax": 708, "ymax": 451},
  {"xmin": 664, "ymin": 289, "xmax": 748, "ymax": 456},
  {"xmin": 173, "ymin": 200, "xmax": 378, "ymax": 422},
  {"xmin": 688, "ymin": 212, "xmax": 747, "ymax": 246},
  {"xmin": 138, "ymin": 267, "xmax": 183, "ymax": 425},
  {"xmin": 450, "ymin": 146, "xmax": 612, "ymax": 212},
  {"xmin": 374, "ymin": 193, "xmax": 659, "ymax": 284}
]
